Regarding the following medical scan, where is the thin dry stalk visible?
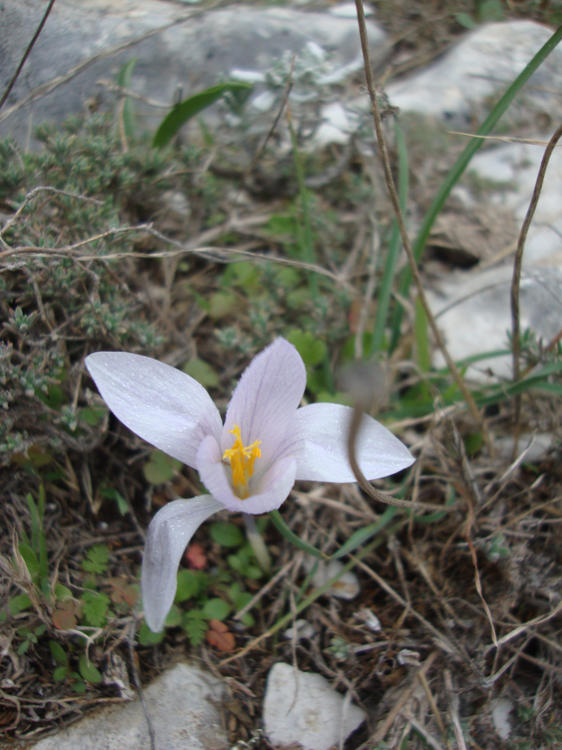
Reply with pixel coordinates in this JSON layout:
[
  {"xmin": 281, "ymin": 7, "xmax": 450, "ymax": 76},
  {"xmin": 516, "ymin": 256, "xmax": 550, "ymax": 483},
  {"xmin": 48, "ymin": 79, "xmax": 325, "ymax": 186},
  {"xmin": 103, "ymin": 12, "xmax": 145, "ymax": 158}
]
[
  {"xmin": 510, "ymin": 120, "xmax": 562, "ymax": 430},
  {"xmin": 0, "ymin": 0, "xmax": 57, "ymax": 111},
  {"xmin": 366, "ymin": 652, "xmax": 439, "ymax": 746},
  {"xmin": 444, "ymin": 670, "xmax": 467, "ymax": 750},
  {"xmin": 354, "ymin": 0, "xmax": 488, "ymax": 440}
]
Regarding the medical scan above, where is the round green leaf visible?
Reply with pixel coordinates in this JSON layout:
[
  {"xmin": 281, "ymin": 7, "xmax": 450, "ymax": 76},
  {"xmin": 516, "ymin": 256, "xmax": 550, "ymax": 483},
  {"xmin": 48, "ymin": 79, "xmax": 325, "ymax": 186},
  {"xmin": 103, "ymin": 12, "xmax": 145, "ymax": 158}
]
[
  {"xmin": 202, "ymin": 598, "xmax": 231, "ymax": 621},
  {"xmin": 210, "ymin": 522, "xmax": 244, "ymax": 548},
  {"xmin": 49, "ymin": 640, "xmax": 68, "ymax": 666},
  {"xmin": 182, "ymin": 358, "xmax": 219, "ymax": 388},
  {"xmin": 79, "ymin": 654, "xmax": 102, "ymax": 684}
]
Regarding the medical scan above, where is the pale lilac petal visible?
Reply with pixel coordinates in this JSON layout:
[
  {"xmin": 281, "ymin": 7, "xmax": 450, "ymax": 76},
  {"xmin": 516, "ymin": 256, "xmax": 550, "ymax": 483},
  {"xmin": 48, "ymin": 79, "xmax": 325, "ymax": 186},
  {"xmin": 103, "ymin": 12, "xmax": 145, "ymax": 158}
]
[
  {"xmin": 86, "ymin": 352, "xmax": 222, "ymax": 467},
  {"xmin": 141, "ymin": 496, "xmax": 223, "ymax": 632},
  {"xmin": 223, "ymin": 338, "xmax": 306, "ymax": 464},
  {"xmin": 197, "ymin": 435, "xmax": 296, "ymax": 514},
  {"xmin": 291, "ymin": 403, "xmax": 415, "ymax": 483}
]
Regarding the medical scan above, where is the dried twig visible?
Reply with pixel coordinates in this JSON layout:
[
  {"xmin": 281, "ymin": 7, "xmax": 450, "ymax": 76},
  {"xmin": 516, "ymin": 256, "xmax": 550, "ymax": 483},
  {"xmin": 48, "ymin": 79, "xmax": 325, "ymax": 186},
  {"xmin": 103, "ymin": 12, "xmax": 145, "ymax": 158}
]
[
  {"xmin": 0, "ymin": 0, "xmax": 57, "ymax": 112},
  {"xmin": 510, "ymin": 121, "xmax": 562, "ymax": 431},
  {"xmin": 354, "ymin": 0, "xmax": 488, "ymax": 439},
  {"xmin": 444, "ymin": 670, "xmax": 467, "ymax": 750},
  {"xmin": 365, "ymin": 652, "xmax": 439, "ymax": 746}
]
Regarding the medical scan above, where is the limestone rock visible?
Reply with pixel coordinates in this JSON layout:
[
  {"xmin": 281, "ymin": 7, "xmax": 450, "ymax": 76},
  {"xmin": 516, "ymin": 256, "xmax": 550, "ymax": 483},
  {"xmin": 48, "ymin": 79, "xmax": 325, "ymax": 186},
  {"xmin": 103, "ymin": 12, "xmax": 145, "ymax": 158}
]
[
  {"xmin": 28, "ymin": 663, "xmax": 227, "ymax": 750},
  {"xmin": 387, "ymin": 21, "xmax": 562, "ymax": 127},
  {"xmin": 263, "ymin": 662, "xmax": 366, "ymax": 750},
  {"xmin": 0, "ymin": 0, "xmax": 386, "ymax": 147}
]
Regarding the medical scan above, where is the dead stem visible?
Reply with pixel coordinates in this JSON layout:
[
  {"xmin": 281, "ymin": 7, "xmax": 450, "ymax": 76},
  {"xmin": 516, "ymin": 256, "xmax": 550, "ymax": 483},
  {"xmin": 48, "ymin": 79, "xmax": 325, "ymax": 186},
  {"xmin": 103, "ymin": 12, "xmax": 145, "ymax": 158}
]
[
  {"xmin": 354, "ymin": 0, "xmax": 489, "ymax": 444},
  {"xmin": 510, "ymin": 120, "xmax": 562, "ymax": 435}
]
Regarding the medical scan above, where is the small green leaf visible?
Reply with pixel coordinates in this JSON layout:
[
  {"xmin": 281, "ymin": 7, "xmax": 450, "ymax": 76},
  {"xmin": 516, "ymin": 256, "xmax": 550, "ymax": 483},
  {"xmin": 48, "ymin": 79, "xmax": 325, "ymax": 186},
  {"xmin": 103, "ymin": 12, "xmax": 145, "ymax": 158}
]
[
  {"xmin": 210, "ymin": 521, "xmax": 244, "ymax": 548},
  {"xmin": 8, "ymin": 593, "xmax": 32, "ymax": 616},
  {"xmin": 99, "ymin": 485, "xmax": 129, "ymax": 516},
  {"xmin": 138, "ymin": 621, "xmax": 165, "ymax": 645},
  {"xmin": 165, "ymin": 604, "xmax": 181, "ymax": 628},
  {"xmin": 175, "ymin": 569, "xmax": 206, "ymax": 603},
  {"xmin": 80, "ymin": 406, "xmax": 107, "ymax": 426},
  {"xmin": 70, "ymin": 672, "xmax": 86, "ymax": 694},
  {"xmin": 82, "ymin": 545, "xmax": 111, "ymax": 575},
  {"xmin": 181, "ymin": 610, "xmax": 208, "ymax": 646},
  {"xmin": 81, "ymin": 591, "xmax": 110, "ymax": 627},
  {"xmin": 49, "ymin": 640, "xmax": 68, "ymax": 666},
  {"xmin": 202, "ymin": 598, "xmax": 231, "ymax": 621},
  {"xmin": 79, "ymin": 654, "xmax": 103, "ymax": 684},
  {"xmin": 208, "ymin": 291, "xmax": 238, "ymax": 320},
  {"xmin": 17, "ymin": 640, "xmax": 31, "ymax": 655},
  {"xmin": 182, "ymin": 358, "xmax": 219, "ymax": 388},
  {"xmin": 286, "ymin": 330, "xmax": 327, "ymax": 367},
  {"xmin": 143, "ymin": 450, "xmax": 182, "ymax": 484},
  {"xmin": 53, "ymin": 665, "xmax": 69, "ymax": 682},
  {"xmin": 454, "ymin": 12, "xmax": 478, "ymax": 28},
  {"xmin": 153, "ymin": 81, "xmax": 252, "ymax": 147},
  {"xmin": 54, "ymin": 583, "xmax": 73, "ymax": 601}
]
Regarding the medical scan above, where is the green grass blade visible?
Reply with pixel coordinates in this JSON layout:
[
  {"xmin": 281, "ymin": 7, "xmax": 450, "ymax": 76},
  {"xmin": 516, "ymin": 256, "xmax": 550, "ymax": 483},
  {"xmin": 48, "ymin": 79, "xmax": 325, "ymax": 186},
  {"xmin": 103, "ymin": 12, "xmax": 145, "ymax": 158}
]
[
  {"xmin": 390, "ymin": 24, "xmax": 562, "ymax": 349},
  {"xmin": 153, "ymin": 81, "xmax": 252, "ymax": 148},
  {"xmin": 287, "ymin": 114, "xmax": 318, "ymax": 297},
  {"xmin": 117, "ymin": 58, "xmax": 138, "ymax": 141},
  {"xmin": 332, "ymin": 506, "xmax": 397, "ymax": 559},
  {"xmin": 26, "ymin": 493, "xmax": 40, "ymax": 557},
  {"xmin": 268, "ymin": 510, "xmax": 328, "ymax": 559}
]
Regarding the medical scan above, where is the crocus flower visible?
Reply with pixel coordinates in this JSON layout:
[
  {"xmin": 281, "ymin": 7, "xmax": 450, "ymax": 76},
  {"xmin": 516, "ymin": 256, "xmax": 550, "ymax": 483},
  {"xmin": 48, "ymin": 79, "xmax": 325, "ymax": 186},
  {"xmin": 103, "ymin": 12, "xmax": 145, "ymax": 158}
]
[{"xmin": 85, "ymin": 338, "xmax": 414, "ymax": 632}]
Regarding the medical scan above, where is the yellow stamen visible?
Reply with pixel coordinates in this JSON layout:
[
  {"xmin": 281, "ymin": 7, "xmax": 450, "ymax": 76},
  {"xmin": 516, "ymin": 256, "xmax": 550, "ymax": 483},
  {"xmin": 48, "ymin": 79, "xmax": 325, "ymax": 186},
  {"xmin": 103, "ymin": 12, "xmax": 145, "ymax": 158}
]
[{"xmin": 222, "ymin": 425, "xmax": 262, "ymax": 499}]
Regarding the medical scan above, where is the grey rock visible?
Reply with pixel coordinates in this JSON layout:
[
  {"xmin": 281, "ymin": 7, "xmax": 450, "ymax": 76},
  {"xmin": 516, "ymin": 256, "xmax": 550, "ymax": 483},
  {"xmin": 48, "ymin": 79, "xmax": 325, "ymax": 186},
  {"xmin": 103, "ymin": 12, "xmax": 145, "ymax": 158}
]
[
  {"xmin": 428, "ymin": 266, "xmax": 562, "ymax": 379},
  {"xmin": 0, "ymin": 0, "xmax": 386, "ymax": 147},
  {"xmin": 468, "ymin": 140, "xmax": 562, "ymax": 268},
  {"xmin": 303, "ymin": 556, "xmax": 361, "ymax": 600},
  {"xmin": 28, "ymin": 663, "xmax": 228, "ymax": 750},
  {"xmin": 387, "ymin": 21, "xmax": 562, "ymax": 127},
  {"xmin": 263, "ymin": 662, "xmax": 366, "ymax": 750},
  {"xmin": 494, "ymin": 432, "xmax": 556, "ymax": 463}
]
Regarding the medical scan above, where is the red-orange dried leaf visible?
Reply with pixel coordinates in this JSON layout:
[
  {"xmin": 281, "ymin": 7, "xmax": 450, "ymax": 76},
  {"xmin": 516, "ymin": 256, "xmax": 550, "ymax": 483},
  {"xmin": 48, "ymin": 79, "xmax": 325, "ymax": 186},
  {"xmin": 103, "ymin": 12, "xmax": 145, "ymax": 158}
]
[
  {"xmin": 208, "ymin": 619, "xmax": 228, "ymax": 633},
  {"xmin": 53, "ymin": 609, "xmax": 77, "ymax": 630},
  {"xmin": 185, "ymin": 542, "xmax": 207, "ymax": 570},
  {"xmin": 206, "ymin": 628, "xmax": 235, "ymax": 652}
]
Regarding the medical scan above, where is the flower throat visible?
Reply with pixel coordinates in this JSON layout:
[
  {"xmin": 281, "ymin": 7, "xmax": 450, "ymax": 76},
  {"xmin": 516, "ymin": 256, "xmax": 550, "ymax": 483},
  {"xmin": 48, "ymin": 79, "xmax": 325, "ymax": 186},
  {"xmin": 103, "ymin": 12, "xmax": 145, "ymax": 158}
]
[{"xmin": 222, "ymin": 425, "xmax": 262, "ymax": 499}]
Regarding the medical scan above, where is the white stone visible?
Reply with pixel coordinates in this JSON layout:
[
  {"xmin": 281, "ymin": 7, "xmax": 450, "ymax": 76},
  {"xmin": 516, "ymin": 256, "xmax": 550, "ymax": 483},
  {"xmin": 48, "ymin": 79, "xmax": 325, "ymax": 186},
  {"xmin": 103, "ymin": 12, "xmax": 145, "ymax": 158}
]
[
  {"xmin": 329, "ymin": 3, "xmax": 373, "ymax": 19},
  {"xmin": 491, "ymin": 698, "xmax": 514, "ymax": 740},
  {"xmin": 0, "ymin": 1, "xmax": 387, "ymax": 148},
  {"xmin": 263, "ymin": 663, "xmax": 366, "ymax": 750},
  {"xmin": 428, "ymin": 266, "xmax": 562, "ymax": 380},
  {"xmin": 305, "ymin": 557, "xmax": 361, "ymax": 600},
  {"xmin": 312, "ymin": 123, "xmax": 349, "ymax": 148},
  {"xmin": 28, "ymin": 663, "xmax": 227, "ymax": 750},
  {"xmin": 283, "ymin": 619, "xmax": 316, "ymax": 640},
  {"xmin": 387, "ymin": 21, "xmax": 562, "ymax": 126},
  {"xmin": 250, "ymin": 90, "xmax": 277, "ymax": 113},
  {"xmin": 321, "ymin": 102, "xmax": 350, "ymax": 131}
]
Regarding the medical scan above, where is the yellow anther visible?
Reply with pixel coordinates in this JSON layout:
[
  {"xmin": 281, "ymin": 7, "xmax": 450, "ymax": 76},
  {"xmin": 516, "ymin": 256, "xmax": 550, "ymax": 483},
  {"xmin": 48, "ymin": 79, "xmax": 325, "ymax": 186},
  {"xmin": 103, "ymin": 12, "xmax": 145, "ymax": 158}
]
[{"xmin": 222, "ymin": 425, "xmax": 262, "ymax": 499}]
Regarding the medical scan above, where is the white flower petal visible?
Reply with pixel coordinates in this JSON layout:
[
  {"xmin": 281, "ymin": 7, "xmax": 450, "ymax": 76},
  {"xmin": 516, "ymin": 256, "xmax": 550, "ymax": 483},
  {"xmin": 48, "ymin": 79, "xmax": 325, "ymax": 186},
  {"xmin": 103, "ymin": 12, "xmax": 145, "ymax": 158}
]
[
  {"xmin": 141, "ymin": 496, "xmax": 223, "ymax": 632},
  {"xmin": 223, "ymin": 338, "xmax": 306, "ymax": 464},
  {"xmin": 197, "ymin": 435, "xmax": 296, "ymax": 514},
  {"xmin": 86, "ymin": 352, "xmax": 222, "ymax": 467},
  {"xmin": 291, "ymin": 403, "xmax": 415, "ymax": 482}
]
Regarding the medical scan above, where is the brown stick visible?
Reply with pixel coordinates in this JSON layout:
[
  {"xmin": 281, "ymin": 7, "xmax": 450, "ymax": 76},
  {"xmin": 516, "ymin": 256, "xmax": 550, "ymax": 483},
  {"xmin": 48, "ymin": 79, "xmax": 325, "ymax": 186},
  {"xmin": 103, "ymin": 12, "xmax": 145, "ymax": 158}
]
[
  {"xmin": 354, "ymin": 0, "xmax": 487, "ymax": 439},
  {"xmin": 0, "ymin": 0, "xmax": 57, "ymax": 112},
  {"xmin": 510, "ymin": 121, "xmax": 562, "ymax": 430}
]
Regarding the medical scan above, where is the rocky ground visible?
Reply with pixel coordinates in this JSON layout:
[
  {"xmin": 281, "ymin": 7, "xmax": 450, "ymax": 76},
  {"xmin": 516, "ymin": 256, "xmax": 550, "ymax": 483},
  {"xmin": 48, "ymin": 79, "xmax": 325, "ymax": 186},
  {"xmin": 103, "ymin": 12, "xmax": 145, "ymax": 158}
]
[{"xmin": 1, "ymin": 1, "xmax": 562, "ymax": 749}]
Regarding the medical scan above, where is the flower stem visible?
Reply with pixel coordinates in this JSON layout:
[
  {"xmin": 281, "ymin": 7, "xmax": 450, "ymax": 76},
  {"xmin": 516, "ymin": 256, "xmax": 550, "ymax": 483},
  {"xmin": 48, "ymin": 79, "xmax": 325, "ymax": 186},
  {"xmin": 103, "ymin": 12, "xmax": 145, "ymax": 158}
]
[{"xmin": 243, "ymin": 514, "xmax": 271, "ymax": 573}]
